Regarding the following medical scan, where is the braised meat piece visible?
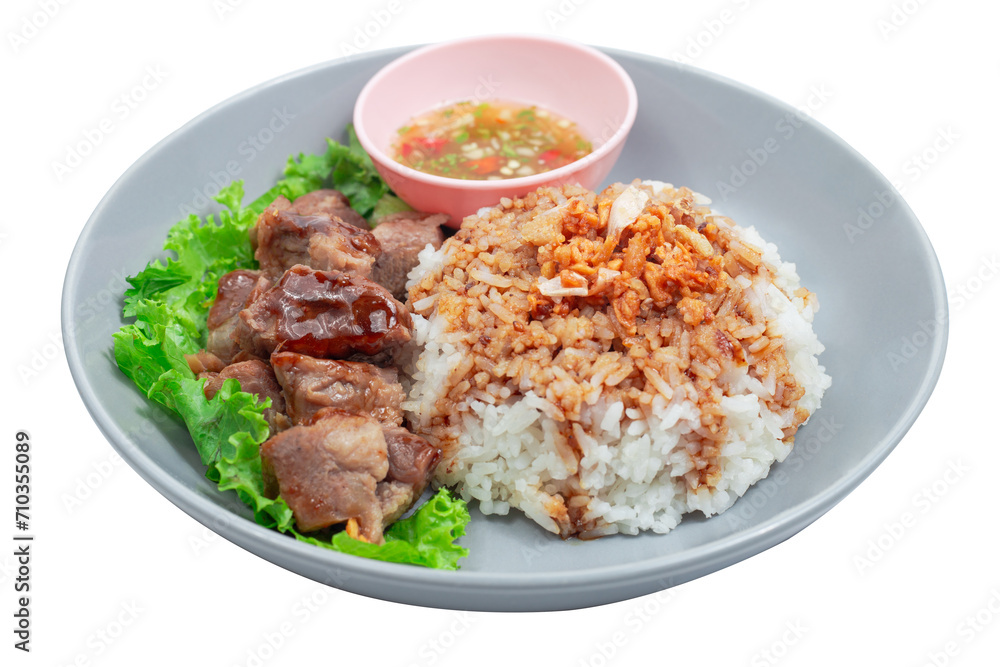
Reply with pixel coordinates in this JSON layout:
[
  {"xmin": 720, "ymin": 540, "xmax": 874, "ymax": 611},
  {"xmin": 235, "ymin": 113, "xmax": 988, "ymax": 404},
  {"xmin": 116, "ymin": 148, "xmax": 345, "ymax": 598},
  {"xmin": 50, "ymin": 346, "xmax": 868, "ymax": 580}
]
[
  {"xmin": 208, "ymin": 270, "xmax": 263, "ymax": 329},
  {"xmin": 234, "ymin": 265, "xmax": 412, "ymax": 359},
  {"xmin": 260, "ymin": 411, "xmax": 389, "ymax": 542},
  {"xmin": 253, "ymin": 200, "xmax": 381, "ymax": 278},
  {"xmin": 378, "ymin": 427, "xmax": 441, "ymax": 524},
  {"xmin": 248, "ymin": 196, "xmax": 289, "ymax": 254},
  {"xmin": 303, "ymin": 409, "xmax": 441, "ymax": 527},
  {"xmin": 271, "ymin": 352, "xmax": 405, "ymax": 427},
  {"xmin": 184, "ymin": 350, "xmax": 226, "ymax": 375},
  {"xmin": 206, "ymin": 269, "xmax": 271, "ymax": 363},
  {"xmin": 201, "ymin": 360, "xmax": 290, "ymax": 433},
  {"xmin": 370, "ymin": 211, "xmax": 446, "ymax": 301},
  {"xmin": 288, "ymin": 189, "xmax": 368, "ymax": 230},
  {"xmin": 378, "ymin": 481, "xmax": 420, "ymax": 526},
  {"xmin": 381, "ymin": 426, "xmax": 441, "ymax": 488}
]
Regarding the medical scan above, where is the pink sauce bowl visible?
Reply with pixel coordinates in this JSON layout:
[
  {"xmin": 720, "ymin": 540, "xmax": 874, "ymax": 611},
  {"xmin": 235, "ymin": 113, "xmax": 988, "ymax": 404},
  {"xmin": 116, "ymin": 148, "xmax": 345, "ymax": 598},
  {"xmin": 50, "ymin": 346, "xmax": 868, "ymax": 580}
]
[{"xmin": 353, "ymin": 34, "xmax": 638, "ymax": 227}]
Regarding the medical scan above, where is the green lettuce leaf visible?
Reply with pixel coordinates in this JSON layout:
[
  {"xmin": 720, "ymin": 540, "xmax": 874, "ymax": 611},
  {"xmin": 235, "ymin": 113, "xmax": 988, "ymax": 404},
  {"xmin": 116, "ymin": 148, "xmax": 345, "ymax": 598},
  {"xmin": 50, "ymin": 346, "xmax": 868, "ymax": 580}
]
[
  {"xmin": 149, "ymin": 370, "xmax": 297, "ymax": 530},
  {"xmin": 246, "ymin": 126, "xmax": 388, "ymax": 221},
  {"xmin": 325, "ymin": 128, "xmax": 389, "ymax": 219},
  {"xmin": 372, "ymin": 193, "xmax": 414, "ymax": 221},
  {"xmin": 112, "ymin": 156, "xmax": 469, "ymax": 570},
  {"xmin": 292, "ymin": 489, "xmax": 469, "ymax": 569},
  {"xmin": 122, "ymin": 181, "xmax": 258, "ymax": 342}
]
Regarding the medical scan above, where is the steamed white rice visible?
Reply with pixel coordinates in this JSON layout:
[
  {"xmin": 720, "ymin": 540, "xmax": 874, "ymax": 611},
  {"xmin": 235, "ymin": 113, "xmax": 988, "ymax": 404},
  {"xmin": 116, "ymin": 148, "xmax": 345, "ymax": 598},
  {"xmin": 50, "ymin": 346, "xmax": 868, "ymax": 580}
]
[{"xmin": 402, "ymin": 181, "xmax": 830, "ymax": 538}]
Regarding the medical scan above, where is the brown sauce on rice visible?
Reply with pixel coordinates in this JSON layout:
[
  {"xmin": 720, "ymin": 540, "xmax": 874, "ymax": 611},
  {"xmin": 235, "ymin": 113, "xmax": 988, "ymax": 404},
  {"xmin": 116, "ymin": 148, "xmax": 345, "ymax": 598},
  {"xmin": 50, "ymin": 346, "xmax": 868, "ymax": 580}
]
[{"xmin": 407, "ymin": 181, "xmax": 823, "ymax": 538}]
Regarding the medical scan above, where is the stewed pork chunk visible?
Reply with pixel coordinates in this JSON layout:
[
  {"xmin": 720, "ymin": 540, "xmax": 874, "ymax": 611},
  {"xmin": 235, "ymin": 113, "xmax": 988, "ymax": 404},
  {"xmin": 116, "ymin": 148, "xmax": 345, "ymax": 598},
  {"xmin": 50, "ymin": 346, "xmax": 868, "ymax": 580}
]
[
  {"xmin": 234, "ymin": 265, "xmax": 412, "ymax": 359},
  {"xmin": 184, "ymin": 349, "xmax": 226, "ymax": 375},
  {"xmin": 370, "ymin": 211, "xmax": 446, "ymax": 301},
  {"xmin": 287, "ymin": 189, "xmax": 368, "ymax": 230},
  {"xmin": 260, "ymin": 410, "xmax": 389, "ymax": 542},
  {"xmin": 300, "ymin": 409, "xmax": 441, "ymax": 529},
  {"xmin": 378, "ymin": 426, "xmax": 441, "ymax": 524},
  {"xmin": 270, "ymin": 352, "xmax": 405, "ymax": 427},
  {"xmin": 205, "ymin": 269, "xmax": 271, "ymax": 363},
  {"xmin": 253, "ymin": 198, "xmax": 381, "ymax": 278},
  {"xmin": 381, "ymin": 426, "xmax": 441, "ymax": 488}
]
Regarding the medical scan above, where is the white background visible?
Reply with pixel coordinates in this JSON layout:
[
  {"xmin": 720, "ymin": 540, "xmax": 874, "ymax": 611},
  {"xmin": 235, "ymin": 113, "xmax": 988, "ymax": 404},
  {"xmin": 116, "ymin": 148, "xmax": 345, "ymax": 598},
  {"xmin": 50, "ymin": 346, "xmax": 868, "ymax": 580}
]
[{"xmin": 2, "ymin": 0, "xmax": 997, "ymax": 665}]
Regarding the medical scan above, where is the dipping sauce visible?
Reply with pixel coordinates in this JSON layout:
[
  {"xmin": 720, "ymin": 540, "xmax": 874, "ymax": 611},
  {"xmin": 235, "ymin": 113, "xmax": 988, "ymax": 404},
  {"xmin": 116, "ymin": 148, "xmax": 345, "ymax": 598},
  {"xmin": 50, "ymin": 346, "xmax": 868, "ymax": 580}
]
[{"xmin": 391, "ymin": 100, "xmax": 592, "ymax": 180}]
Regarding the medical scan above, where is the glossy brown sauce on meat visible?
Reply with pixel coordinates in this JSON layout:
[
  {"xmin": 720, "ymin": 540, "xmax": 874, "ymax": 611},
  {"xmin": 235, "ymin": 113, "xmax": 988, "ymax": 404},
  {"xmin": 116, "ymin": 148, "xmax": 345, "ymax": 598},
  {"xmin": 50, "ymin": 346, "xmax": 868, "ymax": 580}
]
[
  {"xmin": 207, "ymin": 270, "xmax": 261, "ymax": 329},
  {"xmin": 267, "ymin": 266, "xmax": 412, "ymax": 357}
]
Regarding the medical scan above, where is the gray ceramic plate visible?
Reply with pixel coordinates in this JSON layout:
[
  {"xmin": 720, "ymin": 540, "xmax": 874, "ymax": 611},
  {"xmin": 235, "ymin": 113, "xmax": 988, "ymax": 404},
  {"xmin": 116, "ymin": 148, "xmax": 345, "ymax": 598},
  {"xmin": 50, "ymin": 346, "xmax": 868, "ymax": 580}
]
[{"xmin": 63, "ymin": 46, "xmax": 947, "ymax": 612}]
